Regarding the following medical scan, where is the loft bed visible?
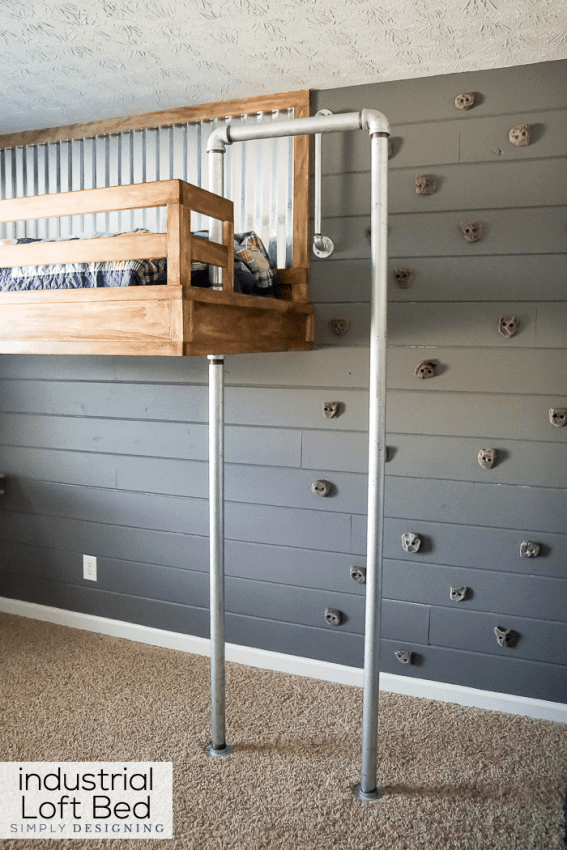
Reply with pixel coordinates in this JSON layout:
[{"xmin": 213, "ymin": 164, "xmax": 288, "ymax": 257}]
[
  {"xmin": 0, "ymin": 178, "xmax": 313, "ymax": 356},
  {"xmin": 0, "ymin": 88, "xmax": 312, "ymax": 358},
  {"xmin": 0, "ymin": 93, "xmax": 393, "ymax": 803}
]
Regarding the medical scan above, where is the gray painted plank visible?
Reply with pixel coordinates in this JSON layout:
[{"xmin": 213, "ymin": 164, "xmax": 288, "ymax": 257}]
[
  {"xmin": 0, "ymin": 379, "xmax": 209, "ymax": 421},
  {"xmin": 380, "ymin": 600, "xmax": 430, "ymax": 644},
  {"xmin": 0, "ymin": 415, "xmax": 300, "ymax": 467},
  {"xmin": 1, "ymin": 480, "xmax": 210, "ymax": 536},
  {"xmin": 232, "ymin": 346, "xmax": 566, "ymax": 394},
  {"xmin": 225, "ymin": 576, "xmax": 367, "ymax": 635},
  {"xmin": 314, "ymin": 60, "xmax": 567, "ymax": 126},
  {"xmin": 386, "ymin": 347, "xmax": 567, "ymax": 395},
  {"xmin": 116, "ymin": 455, "xmax": 367, "ymax": 513},
  {"xmin": 387, "ymin": 302, "xmax": 541, "ymax": 348},
  {"xmin": 225, "ymin": 611, "xmax": 365, "ymax": 668},
  {"xmin": 0, "ymin": 544, "xmax": 211, "ymax": 609},
  {"xmin": 304, "ymin": 432, "xmax": 567, "ymax": 488},
  {"xmin": 87, "ymin": 349, "xmax": 371, "ymax": 390},
  {"xmin": 0, "ymin": 356, "xmax": 117, "ymax": 381},
  {"xmin": 232, "ymin": 389, "xmax": 567, "ymax": 441},
  {"xmin": 315, "ymin": 304, "xmax": 369, "ymax": 347},
  {"xmin": 0, "ymin": 520, "xmax": 368, "ymax": 594},
  {"xmin": 311, "ymin": 256, "xmax": 567, "ymax": 304},
  {"xmin": 316, "ymin": 301, "xmax": 567, "ymax": 349},
  {"xmin": 0, "ymin": 354, "xmax": 208, "ymax": 385},
  {"xmin": 382, "ymin": 561, "xmax": 567, "ymax": 622},
  {"xmin": 0, "ymin": 572, "xmax": 212, "ymax": 639},
  {"xmin": 112, "ymin": 356, "xmax": 208, "ymax": 384},
  {"xmin": 380, "ymin": 640, "xmax": 567, "ymax": 704},
  {"xmin": 0, "ymin": 543, "xmax": 370, "ymax": 633},
  {"xmin": 0, "ymin": 514, "xmax": 210, "ymax": 571},
  {"xmin": 320, "ymin": 120, "xmax": 460, "ymax": 174},
  {"xmin": 322, "ymin": 160, "xmax": 567, "ymax": 217},
  {"xmin": 8, "ymin": 388, "xmax": 564, "ymax": 442},
  {"xmin": 0, "ymin": 553, "xmax": 426, "ymax": 642},
  {"xmin": 84, "ymin": 344, "xmax": 567, "ymax": 395},
  {"xmin": 0, "ymin": 570, "xmax": 366, "ymax": 668},
  {"xmin": 428, "ymin": 607, "xmax": 567, "ymax": 665},
  {"xmin": 0, "ymin": 385, "xmax": 564, "ymax": 460},
  {"xmin": 459, "ymin": 110, "xmax": 567, "ymax": 164},
  {"xmin": 318, "ymin": 207, "xmax": 567, "ymax": 260},
  {"xmin": 223, "ymin": 348, "xmax": 371, "ymax": 390},
  {"xmin": 385, "ymin": 391, "xmax": 567, "ymax": 443},
  {"xmin": 226, "ymin": 387, "xmax": 369, "ymax": 430},
  {"xmin": 382, "ymin": 518, "xmax": 567, "ymax": 580},
  {"xmin": 351, "ymin": 478, "xmax": 567, "ymax": 550},
  {"xmin": 302, "ymin": 430, "xmax": 369, "ymax": 473},
  {"xmin": 319, "ymin": 109, "xmax": 567, "ymax": 174},
  {"xmin": 535, "ymin": 303, "xmax": 567, "ymax": 347},
  {"xmin": 0, "ymin": 445, "xmax": 117, "ymax": 488},
  {"xmin": 227, "ymin": 539, "xmax": 366, "ymax": 594},
  {"xmin": 385, "ymin": 435, "xmax": 567, "ymax": 489},
  {"xmin": 0, "ymin": 480, "xmax": 354, "ymax": 551},
  {"xmin": 382, "ymin": 477, "xmax": 567, "ymax": 535},
  {"xmin": 0, "ymin": 386, "xmax": 368, "ymax": 429}
]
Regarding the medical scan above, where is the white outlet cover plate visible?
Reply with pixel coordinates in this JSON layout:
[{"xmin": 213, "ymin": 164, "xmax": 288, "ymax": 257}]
[{"xmin": 83, "ymin": 555, "xmax": 97, "ymax": 582}]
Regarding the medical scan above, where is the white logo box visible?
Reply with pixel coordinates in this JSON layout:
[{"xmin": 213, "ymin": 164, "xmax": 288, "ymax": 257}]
[{"xmin": 0, "ymin": 762, "xmax": 172, "ymax": 840}]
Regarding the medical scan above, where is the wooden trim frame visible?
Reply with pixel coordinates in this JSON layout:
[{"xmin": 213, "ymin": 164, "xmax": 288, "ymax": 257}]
[
  {"xmin": 0, "ymin": 91, "xmax": 310, "ymax": 149},
  {"xmin": 0, "ymin": 179, "xmax": 313, "ymax": 356}
]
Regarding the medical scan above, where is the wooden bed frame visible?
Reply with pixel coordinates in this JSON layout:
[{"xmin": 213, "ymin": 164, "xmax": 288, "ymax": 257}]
[{"xmin": 0, "ymin": 179, "xmax": 313, "ymax": 357}]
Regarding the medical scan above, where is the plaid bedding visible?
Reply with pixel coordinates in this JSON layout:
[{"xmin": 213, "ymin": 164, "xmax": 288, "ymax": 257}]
[
  {"xmin": 0, "ymin": 233, "xmax": 167, "ymax": 290},
  {"xmin": 0, "ymin": 231, "xmax": 280, "ymax": 296},
  {"xmin": 233, "ymin": 231, "xmax": 279, "ymax": 296}
]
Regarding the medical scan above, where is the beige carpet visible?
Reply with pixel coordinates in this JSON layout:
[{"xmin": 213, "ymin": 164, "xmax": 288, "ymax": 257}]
[{"xmin": 1, "ymin": 612, "xmax": 566, "ymax": 849}]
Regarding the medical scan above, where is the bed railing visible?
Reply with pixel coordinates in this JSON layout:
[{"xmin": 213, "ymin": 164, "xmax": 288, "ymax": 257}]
[{"xmin": 0, "ymin": 179, "xmax": 234, "ymax": 292}]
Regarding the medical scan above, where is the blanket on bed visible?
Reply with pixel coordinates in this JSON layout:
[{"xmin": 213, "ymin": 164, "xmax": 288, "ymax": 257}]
[{"xmin": 0, "ymin": 230, "xmax": 280, "ymax": 297}]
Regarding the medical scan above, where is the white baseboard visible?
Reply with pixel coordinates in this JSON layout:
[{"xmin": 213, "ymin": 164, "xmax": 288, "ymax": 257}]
[{"xmin": 1, "ymin": 596, "xmax": 566, "ymax": 724}]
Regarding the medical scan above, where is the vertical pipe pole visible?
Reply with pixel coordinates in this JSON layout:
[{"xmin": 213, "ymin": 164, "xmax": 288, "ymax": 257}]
[
  {"xmin": 205, "ymin": 148, "xmax": 233, "ymax": 759},
  {"xmin": 353, "ymin": 130, "xmax": 389, "ymax": 802},
  {"xmin": 209, "ymin": 148, "xmax": 224, "ymax": 291},
  {"xmin": 312, "ymin": 109, "xmax": 335, "ymax": 258}
]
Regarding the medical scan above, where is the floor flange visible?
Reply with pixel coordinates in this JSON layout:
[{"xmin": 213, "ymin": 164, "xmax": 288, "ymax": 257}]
[
  {"xmin": 352, "ymin": 783, "xmax": 384, "ymax": 803},
  {"xmin": 205, "ymin": 742, "xmax": 235, "ymax": 759}
]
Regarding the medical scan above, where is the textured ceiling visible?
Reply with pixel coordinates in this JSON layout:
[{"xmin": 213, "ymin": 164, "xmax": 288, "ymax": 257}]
[{"xmin": 1, "ymin": 0, "xmax": 567, "ymax": 134}]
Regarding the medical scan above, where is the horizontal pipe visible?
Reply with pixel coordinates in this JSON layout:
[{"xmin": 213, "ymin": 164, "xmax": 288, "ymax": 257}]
[{"xmin": 207, "ymin": 110, "xmax": 389, "ymax": 152}]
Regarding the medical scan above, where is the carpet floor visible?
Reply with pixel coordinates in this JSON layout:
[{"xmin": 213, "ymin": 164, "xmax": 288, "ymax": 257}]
[{"xmin": 1, "ymin": 613, "xmax": 566, "ymax": 849}]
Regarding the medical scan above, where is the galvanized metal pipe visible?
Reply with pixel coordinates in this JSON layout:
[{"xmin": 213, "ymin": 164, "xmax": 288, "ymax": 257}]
[
  {"xmin": 206, "ymin": 109, "xmax": 390, "ymax": 791},
  {"xmin": 204, "ymin": 147, "xmax": 233, "ymax": 760},
  {"xmin": 208, "ymin": 355, "xmax": 225, "ymax": 745},
  {"xmin": 205, "ymin": 353, "xmax": 234, "ymax": 760},
  {"xmin": 312, "ymin": 109, "xmax": 334, "ymax": 258},
  {"xmin": 354, "ymin": 128, "xmax": 390, "ymax": 802},
  {"xmin": 208, "ymin": 149, "xmax": 225, "ymax": 290},
  {"xmin": 206, "ymin": 111, "xmax": 387, "ymax": 153}
]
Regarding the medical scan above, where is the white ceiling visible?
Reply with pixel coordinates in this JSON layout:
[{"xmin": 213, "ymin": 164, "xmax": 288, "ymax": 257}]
[{"xmin": 1, "ymin": 0, "xmax": 566, "ymax": 135}]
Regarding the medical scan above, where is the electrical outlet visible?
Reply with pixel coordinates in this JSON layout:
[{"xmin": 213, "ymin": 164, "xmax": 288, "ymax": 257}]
[{"xmin": 83, "ymin": 554, "xmax": 97, "ymax": 582}]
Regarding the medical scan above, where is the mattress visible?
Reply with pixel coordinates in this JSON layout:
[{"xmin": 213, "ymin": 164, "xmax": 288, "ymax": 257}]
[{"xmin": 0, "ymin": 230, "xmax": 280, "ymax": 297}]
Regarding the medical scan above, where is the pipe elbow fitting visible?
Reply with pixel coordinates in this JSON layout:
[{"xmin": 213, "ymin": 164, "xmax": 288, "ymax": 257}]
[
  {"xmin": 360, "ymin": 109, "xmax": 390, "ymax": 137},
  {"xmin": 206, "ymin": 125, "xmax": 232, "ymax": 153}
]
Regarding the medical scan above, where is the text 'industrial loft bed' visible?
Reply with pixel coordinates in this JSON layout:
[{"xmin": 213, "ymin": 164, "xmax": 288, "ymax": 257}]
[{"xmin": 0, "ymin": 91, "xmax": 391, "ymax": 804}]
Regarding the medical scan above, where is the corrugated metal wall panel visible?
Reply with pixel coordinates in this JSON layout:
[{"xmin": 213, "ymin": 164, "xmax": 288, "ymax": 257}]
[{"xmin": 0, "ymin": 110, "xmax": 295, "ymax": 266}]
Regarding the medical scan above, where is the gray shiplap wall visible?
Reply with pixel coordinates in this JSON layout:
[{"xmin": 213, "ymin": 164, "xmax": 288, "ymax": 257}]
[{"xmin": 1, "ymin": 60, "xmax": 566, "ymax": 704}]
